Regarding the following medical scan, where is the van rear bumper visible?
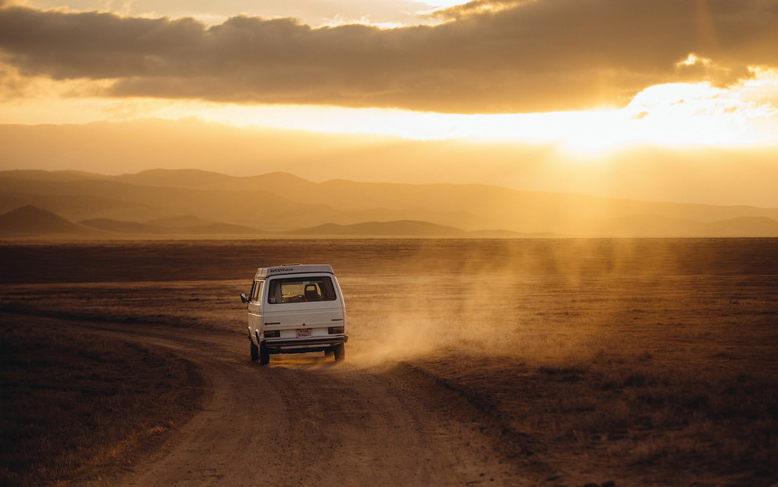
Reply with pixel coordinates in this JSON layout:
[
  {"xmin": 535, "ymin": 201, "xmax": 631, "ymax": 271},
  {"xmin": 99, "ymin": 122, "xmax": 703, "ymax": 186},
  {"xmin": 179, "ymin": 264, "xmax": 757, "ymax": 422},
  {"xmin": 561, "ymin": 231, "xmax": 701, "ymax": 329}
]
[{"xmin": 264, "ymin": 335, "xmax": 348, "ymax": 353}]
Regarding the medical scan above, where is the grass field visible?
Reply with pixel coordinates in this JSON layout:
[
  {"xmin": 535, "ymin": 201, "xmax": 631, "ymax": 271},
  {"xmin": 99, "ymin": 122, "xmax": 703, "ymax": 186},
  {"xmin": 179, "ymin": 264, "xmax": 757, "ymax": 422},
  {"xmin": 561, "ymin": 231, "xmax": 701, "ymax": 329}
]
[
  {"xmin": 0, "ymin": 320, "xmax": 204, "ymax": 487},
  {"xmin": 1, "ymin": 238, "xmax": 777, "ymax": 486}
]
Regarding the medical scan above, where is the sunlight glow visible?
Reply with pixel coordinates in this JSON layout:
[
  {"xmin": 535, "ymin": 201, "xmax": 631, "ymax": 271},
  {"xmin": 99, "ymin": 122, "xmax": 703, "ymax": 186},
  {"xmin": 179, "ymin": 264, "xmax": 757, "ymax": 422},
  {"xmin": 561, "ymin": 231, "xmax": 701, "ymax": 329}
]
[
  {"xmin": 175, "ymin": 72, "xmax": 778, "ymax": 152},
  {"xmin": 677, "ymin": 53, "xmax": 712, "ymax": 68},
  {"xmin": 2, "ymin": 64, "xmax": 777, "ymax": 153},
  {"xmin": 421, "ymin": 0, "xmax": 469, "ymax": 7},
  {"xmin": 22, "ymin": 0, "xmax": 458, "ymax": 27}
]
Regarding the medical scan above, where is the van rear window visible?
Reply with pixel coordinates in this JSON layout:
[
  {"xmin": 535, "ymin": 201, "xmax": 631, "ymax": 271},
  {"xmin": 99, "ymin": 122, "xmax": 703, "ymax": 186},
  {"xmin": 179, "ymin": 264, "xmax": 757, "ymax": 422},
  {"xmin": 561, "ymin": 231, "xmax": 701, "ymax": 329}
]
[{"xmin": 267, "ymin": 277, "xmax": 337, "ymax": 304}]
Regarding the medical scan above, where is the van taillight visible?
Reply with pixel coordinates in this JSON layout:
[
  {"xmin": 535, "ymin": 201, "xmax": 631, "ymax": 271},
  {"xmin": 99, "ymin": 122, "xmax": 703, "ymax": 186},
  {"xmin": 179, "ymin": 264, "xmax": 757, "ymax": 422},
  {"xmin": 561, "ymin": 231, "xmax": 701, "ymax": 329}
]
[
  {"xmin": 328, "ymin": 326, "xmax": 344, "ymax": 334},
  {"xmin": 264, "ymin": 330, "xmax": 280, "ymax": 338}
]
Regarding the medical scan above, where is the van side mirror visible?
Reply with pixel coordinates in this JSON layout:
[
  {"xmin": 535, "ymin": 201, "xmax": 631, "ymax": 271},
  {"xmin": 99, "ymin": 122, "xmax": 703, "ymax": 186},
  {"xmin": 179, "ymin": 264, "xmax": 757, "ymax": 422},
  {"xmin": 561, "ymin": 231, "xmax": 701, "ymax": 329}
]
[{"xmin": 240, "ymin": 292, "xmax": 248, "ymax": 303}]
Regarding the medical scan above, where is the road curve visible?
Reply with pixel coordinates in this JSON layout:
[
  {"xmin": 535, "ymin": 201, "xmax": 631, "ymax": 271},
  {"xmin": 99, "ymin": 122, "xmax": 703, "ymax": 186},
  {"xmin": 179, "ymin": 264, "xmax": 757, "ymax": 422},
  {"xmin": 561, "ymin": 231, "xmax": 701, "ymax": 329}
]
[{"xmin": 49, "ymin": 319, "xmax": 524, "ymax": 487}]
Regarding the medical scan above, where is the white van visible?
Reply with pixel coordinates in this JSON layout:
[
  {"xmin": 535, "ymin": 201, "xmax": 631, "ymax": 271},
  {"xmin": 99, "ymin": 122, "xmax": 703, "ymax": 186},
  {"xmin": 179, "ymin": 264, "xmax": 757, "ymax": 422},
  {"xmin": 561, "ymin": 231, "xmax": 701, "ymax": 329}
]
[{"xmin": 240, "ymin": 264, "xmax": 347, "ymax": 365}]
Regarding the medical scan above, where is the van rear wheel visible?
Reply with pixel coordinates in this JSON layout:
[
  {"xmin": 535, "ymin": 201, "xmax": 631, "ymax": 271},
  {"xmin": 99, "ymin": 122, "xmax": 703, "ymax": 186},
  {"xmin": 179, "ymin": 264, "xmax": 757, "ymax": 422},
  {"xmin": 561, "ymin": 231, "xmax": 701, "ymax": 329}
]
[
  {"xmin": 333, "ymin": 343, "xmax": 345, "ymax": 362},
  {"xmin": 250, "ymin": 340, "xmax": 259, "ymax": 362},
  {"xmin": 259, "ymin": 342, "xmax": 270, "ymax": 365}
]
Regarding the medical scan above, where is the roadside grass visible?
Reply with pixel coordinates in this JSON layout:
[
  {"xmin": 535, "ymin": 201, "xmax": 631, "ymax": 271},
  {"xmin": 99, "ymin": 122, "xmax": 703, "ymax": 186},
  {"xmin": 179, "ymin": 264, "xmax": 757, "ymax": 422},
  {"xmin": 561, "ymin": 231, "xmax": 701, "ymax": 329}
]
[
  {"xmin": 0, "ymin": 320, "xmax": 204, "ymax": 487},
  {"xmin": 419, "ymin": 351, "xmax": 778, "ymax": 486},
  {"xmin": 0, "ymin": 281, "xmax": 245, "ymax": 333}
]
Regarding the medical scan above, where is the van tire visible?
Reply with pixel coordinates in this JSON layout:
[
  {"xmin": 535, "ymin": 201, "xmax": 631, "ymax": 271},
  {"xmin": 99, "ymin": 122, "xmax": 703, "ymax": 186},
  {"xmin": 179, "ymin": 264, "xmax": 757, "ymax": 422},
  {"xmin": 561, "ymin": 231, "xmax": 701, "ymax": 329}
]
[
  {"xmin": 259, "ymin": 342, "xmax": 270, "ymax": 365},
  {"xmin": 333, "ymin": 343, "xmax": 345, "ymax": 362},
  {"xmin": 250, "ymin": 340, "xmax": 259, "ymax": 362}
]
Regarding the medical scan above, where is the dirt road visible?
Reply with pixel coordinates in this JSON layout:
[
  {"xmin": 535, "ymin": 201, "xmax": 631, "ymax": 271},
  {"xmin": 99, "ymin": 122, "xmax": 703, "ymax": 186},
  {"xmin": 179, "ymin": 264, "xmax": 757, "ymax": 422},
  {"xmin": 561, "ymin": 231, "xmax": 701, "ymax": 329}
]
[{"xmin": 64, "ymin": 319, "xmax": 525, "ymax": 487}]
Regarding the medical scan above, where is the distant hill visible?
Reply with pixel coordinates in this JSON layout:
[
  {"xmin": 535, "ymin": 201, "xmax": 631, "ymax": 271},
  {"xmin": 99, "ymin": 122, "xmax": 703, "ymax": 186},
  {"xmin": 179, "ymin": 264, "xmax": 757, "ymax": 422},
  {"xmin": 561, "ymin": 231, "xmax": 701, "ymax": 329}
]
[
  {"xmin": 0, "ymin": 206, "xmax": 262, "ymax": 237},
  {"xmin": 704, "ymin": 217, "xmax": 778, "ymax": 237},
  {"xmin": 79, "ymin": 218, "xmax": 169, "ymax": 234},
  {"xmin": 184, "ymin": 223, "xmax": 263, "ymax": 235},
  {"xmin": 579, "ymin": 214, "xmax": 778, "ymax": 237},
  {"xmin": 2, "ymin": 169, "xmax": 778, "ymax": 238},
  {"xmin": 145, "ymin": 215, "xmax": 261, "ymax": 234},
  {"xmin": 115, "ymin": 169, "xmax": 237, "ymax": 188},
  {"xmin": 290, "ymin": 220, "xmax": 530, "ymax": 237},
  {"xmin": 290, "ymin": 220, "xmax": 468, "ymax": 236},
  {"xmin": 79, "ymin": 218, "xmax": 261, "ymax": 235},
  {"xmin": 146, "ymin": 215, "xmax": 214, "ymax": 227},
  {"xmin": 0, "ymin": 205, "xmax": 92, "ymax": 235}
]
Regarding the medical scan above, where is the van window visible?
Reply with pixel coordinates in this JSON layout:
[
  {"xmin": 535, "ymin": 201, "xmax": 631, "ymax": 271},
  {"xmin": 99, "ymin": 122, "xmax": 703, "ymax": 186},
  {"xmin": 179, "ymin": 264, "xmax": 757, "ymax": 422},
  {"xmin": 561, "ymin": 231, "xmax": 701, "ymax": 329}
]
[
  {"xmin": 251, "ymin": 280, "xmax": 263, "ymax": 302},
  {"xmin": 267, "ymin": 277, "xmax": 337, "ymax": 304}
]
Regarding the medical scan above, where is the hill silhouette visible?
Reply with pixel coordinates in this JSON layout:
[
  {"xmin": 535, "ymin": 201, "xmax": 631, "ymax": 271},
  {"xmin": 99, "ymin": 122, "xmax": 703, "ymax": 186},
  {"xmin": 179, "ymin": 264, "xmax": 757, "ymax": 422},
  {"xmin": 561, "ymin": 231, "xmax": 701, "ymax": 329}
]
[
  {"xmin": 0, "ymin": 206, "xmax": 263, "ymax": 237},
  {"xmin": 291, "ymin": 220, "xmax": 468, "ymax": 236},
  {"xmin": 2, "ymin": 169, "xmax": 778, "ymax": 237},
  {"xmin": 0, "ymin": 205, "xmax": 92, "ymax": 235},
  {"xmin": 79, "ymin": 218, "xmax": 261, "ymax": 235}
]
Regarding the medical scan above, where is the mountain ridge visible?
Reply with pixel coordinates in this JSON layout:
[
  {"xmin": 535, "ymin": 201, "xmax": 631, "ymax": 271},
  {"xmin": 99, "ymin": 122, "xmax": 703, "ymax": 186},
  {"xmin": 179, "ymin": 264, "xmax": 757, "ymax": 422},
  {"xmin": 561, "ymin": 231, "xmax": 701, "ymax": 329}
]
[
  {"xmin": 2, "ymin": 169, "xmax": 777, "ymax": 238},
  {"xmin": 0, "ymin": 205, "xmax": 95, "ymax": 235}
]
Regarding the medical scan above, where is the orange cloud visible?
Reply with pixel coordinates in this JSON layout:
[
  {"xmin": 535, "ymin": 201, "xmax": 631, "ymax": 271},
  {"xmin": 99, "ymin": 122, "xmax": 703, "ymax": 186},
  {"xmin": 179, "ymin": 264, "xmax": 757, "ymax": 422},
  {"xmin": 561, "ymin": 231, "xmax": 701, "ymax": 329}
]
[{"xmin": 2, "ymin": 0, "xmax": 778, "ymax": 113}]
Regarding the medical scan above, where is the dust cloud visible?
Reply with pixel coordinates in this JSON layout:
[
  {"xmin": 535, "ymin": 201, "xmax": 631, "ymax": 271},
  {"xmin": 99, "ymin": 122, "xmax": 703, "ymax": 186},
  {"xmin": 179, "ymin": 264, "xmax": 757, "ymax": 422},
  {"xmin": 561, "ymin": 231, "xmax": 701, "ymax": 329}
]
[
  {"xmin": 334, "ymin": 238, "xmax": 778, "ymax": 369},
  {"xmin": 338, "ymin": 240, "xmax": 664, "ymax": 367}
]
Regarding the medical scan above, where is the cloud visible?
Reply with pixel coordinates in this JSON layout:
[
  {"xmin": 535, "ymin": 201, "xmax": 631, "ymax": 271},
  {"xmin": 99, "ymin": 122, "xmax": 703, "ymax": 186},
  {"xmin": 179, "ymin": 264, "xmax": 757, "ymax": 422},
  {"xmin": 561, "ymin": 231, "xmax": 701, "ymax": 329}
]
[{"xmin": 2, "ymin": 0, "xmax": 778, "ymax": 113}]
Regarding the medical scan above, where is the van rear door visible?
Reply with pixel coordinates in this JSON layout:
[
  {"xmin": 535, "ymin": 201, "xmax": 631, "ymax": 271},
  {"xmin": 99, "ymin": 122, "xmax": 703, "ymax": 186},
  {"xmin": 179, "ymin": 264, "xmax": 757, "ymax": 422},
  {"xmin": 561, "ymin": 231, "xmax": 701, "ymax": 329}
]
[{"xmin": 262, "ymin": 274, "xmax": 344, "ymax": 339}]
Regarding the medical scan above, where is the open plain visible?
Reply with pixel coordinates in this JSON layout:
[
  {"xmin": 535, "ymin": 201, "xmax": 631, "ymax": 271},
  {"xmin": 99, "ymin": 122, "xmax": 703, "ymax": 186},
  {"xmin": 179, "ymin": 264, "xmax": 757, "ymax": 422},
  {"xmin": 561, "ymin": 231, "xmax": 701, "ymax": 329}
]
[{"xmin": 2, "ymin": 238, "xmax": 778, "ymax": 487}]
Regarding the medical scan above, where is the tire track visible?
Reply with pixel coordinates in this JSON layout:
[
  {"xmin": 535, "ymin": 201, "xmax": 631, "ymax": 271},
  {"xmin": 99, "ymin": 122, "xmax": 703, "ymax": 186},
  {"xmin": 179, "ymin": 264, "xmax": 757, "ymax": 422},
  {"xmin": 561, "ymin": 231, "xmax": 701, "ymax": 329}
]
[{"xmin": 10, "ymin": 314, "xmax": 527, "ymax": 486}]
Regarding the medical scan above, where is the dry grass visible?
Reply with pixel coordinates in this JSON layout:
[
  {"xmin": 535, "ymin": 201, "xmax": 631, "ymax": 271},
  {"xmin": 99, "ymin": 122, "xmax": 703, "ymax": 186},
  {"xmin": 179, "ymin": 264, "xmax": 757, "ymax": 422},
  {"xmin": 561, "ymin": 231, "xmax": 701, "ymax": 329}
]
[
  {"xmin": 1, "ymin": 238, "xmax": 777, "ymax": 486},
  {"xmin": 409, "ymin": 351, "xmax": 778, "ymax": 486},
  {"xmin": 0, "ymin": 321, "xmax": 204, "ymax": 487},
  {"xmin": 0, "ymin": 280, "xmax": 246, "ymax": 331}
]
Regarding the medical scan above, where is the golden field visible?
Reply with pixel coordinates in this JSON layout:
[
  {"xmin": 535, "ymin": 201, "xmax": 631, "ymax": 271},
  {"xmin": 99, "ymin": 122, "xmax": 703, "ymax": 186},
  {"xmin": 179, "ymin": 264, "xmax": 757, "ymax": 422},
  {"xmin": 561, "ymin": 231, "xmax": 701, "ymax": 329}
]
[{"xmin": 1, "ymin": 238, "xmax": 777, "ymax": 486}]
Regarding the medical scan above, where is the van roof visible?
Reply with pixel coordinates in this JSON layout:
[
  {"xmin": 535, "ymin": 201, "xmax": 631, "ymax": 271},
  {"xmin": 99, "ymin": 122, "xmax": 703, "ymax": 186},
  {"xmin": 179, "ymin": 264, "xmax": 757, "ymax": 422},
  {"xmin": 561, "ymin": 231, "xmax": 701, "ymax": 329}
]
[{"xmin": 255, "ymin": 264, "xmax": 334, "ymax": 280}]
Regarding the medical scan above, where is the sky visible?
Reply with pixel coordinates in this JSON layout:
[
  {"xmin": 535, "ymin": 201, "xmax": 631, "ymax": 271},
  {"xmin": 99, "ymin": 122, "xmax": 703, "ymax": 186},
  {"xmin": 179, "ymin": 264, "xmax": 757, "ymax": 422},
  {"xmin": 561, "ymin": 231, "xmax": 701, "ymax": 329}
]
[{"xmin": 1, "ymin": 0, "xmax": 778, "ymax": 206}]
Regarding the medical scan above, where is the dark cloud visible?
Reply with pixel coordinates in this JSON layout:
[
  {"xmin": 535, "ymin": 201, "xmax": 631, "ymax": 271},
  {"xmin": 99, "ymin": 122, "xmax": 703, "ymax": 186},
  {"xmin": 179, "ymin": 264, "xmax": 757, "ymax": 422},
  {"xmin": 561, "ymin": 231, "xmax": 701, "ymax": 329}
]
[{"xmin": 1, "ymin": 0, "xmax": 777, "ymax": 113}]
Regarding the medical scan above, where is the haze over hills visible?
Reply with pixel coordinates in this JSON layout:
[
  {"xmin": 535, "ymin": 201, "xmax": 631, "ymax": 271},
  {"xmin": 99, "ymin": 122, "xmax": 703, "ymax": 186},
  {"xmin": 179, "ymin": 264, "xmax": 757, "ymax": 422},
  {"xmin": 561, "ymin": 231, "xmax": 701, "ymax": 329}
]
[
  {"xmin": 4, "ymin": 119, "xmax": 778, "ymax": 209},
  {"xmin": 292, "ymin": 221, "xmax": 471, "ymax": 237},
  {"xmin": 1, "ymin": 169, "xmax": 778, "ymax": 237},
  {"xmin": 0, "ymin": 205, "xmax": 94, "ymax": 235}
]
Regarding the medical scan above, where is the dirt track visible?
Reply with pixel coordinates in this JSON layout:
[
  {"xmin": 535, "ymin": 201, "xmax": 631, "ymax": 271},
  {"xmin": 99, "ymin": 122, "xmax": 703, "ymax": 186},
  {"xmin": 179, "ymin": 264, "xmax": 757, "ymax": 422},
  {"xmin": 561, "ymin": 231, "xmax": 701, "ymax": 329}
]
[{"xmin": 56, "ymin": 317, "xmax": 524, "ymax": 487}]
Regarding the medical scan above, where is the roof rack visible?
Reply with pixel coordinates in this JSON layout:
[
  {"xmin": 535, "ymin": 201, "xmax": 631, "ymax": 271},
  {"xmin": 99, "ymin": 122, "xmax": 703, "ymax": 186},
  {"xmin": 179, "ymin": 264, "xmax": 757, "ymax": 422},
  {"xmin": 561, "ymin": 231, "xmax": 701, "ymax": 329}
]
[{"xmin": 254, "ymin": 264, "xmax": 334, "ymax": 279}]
